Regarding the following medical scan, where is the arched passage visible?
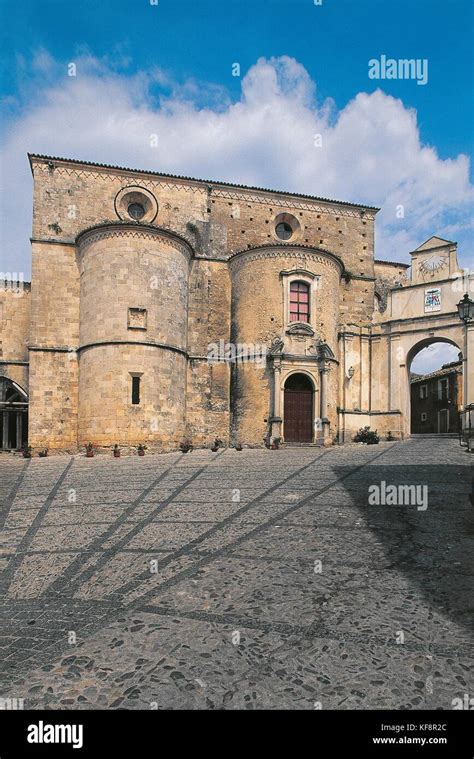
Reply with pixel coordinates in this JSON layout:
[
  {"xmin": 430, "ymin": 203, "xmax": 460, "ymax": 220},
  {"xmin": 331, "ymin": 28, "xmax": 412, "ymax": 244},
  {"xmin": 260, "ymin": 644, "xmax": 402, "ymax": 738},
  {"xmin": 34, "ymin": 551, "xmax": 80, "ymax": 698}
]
[
  {"xmin": 283, "ymin": 373, "xmax": 314, "ymax": 443},
  {"xmin": 0, "ymin": 377, "xmax": 28, "ymax": 450},
  {"xmin": 407, "ymin": 338, "xmax": 462, "ymax": 435}
]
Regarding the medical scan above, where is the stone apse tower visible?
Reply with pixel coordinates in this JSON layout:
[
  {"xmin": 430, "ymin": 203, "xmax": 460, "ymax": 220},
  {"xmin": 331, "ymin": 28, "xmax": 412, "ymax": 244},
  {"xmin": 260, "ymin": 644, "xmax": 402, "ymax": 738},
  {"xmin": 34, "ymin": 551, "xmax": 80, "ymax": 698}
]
[{"xmin": 0, "ymin": 154, "xmax": 471, "ymax": 451}]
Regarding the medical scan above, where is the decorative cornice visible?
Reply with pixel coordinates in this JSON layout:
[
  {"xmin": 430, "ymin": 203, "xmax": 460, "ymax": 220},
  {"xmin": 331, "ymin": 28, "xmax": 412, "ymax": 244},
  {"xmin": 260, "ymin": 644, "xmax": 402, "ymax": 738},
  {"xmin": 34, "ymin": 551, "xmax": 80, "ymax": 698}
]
[
  {"xmin": 28, "ymin": 154, "xmax": 380, "ymax": 212},
  {"xmin": 77, "ymin": 340, "xmax": 187, "ymax": 357},
  {"xmin": 279, "ymin": 268, "xmax": 320, "ymax": 280},
  {"xmin": 212, "ymin": 187, "xmax": 377, "ymax": 219},
  {"xmin": 29, "ymin": 341, "xmax": 188, "ymax": 358},
  {"xmin": 228, "ymin": 244, "xmax": 345, "ymax": 273},
  {"xmin": 76, "ymin": 222, "xmax": 194, "ymax": 259},
  {"xmin": 286, "ymin": 323, "xmax": 315, "ymax": 337}
]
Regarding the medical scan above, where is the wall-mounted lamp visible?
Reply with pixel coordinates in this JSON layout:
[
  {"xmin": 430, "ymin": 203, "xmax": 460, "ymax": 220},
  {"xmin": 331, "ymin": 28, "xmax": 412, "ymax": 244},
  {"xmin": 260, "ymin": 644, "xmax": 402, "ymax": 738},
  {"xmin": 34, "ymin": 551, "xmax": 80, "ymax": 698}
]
[
  {"xmin": 347, "ymin": 366, "xmax": 355, "ymax": 380},
  {"xmin": 457, "ymin": 293, "xmax": 474, "ymax": 323}
]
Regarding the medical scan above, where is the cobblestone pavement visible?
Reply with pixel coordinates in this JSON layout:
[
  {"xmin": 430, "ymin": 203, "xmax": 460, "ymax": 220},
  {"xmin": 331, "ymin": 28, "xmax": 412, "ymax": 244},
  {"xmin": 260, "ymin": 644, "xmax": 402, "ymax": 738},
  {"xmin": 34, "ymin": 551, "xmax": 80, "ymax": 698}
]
[{"xmin": 0, "ymin": 438, "xmax": 472, "ymax": 710}]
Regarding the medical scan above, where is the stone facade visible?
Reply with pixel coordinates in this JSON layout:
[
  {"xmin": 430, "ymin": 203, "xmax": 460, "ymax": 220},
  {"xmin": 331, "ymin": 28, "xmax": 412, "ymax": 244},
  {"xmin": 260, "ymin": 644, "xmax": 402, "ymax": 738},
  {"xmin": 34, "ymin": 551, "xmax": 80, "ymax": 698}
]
[{"xmin": 0, "ymin": 155, "xmax": 472, "ymax": 451}]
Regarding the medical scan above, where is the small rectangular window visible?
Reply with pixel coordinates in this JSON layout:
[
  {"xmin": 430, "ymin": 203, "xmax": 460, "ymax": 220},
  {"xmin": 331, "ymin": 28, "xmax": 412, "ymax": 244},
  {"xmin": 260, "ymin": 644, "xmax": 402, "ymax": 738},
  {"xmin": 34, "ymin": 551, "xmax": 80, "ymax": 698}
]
[
  {"xmin": 438, "ymin": 378, "xmax": 449, "ymax": 401},
  {"xmin": 421, "ymin": 412, "xmax": 427, "ymax": 422},
  {"xmin": 289, "ymin": 281, "xmax": 310, "ymax": 323},
  {"xmin": 419, "ymin": 385, "xmax": 428, "ymax": 399},
  {"xmin": 132, "ymin": 376, "xmax": 141, "ymax": 405}
]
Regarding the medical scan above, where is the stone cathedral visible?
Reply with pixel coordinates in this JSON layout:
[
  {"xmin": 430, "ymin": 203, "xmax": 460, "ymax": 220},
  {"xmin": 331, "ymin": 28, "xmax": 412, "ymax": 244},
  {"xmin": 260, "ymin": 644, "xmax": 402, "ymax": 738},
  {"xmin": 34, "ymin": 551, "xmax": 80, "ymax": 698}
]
[{"xmin": 0, "ymin": 154, "xmax": 472, "ymax": 452}]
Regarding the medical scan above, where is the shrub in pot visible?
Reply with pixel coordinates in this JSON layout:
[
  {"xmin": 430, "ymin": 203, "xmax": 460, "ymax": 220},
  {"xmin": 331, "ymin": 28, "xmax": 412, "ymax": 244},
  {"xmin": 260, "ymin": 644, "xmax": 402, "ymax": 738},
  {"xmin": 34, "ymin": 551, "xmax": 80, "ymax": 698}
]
[
  {"xmin": 179, "ymin": 439, "xmax": 193, "ymax": 453},
  {"xmin": 85, "ymin": 442, "xmax": 96, "ymax": 458},
  {"xmin": 353, "ymin": 426, "xmax": 380, "ymax": 445}
]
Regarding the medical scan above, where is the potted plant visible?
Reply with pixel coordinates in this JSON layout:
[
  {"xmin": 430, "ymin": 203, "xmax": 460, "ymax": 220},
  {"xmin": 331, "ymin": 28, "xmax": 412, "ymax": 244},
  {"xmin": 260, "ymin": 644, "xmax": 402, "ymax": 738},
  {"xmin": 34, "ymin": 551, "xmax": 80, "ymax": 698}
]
[
  {"xmin": 271, "ymin": 437, "xmax": 282, "ymax": 450},
  {"xmin": 137, "ymin": 444, "xmax": 147, "ymax": 457},
  {"xmin": 22, "ymin": 445, "xmax": 32, "ymax": 459},
  {"xmin": 235, "ymin": 442, "xmax": 243, "ymax": 451},
  {"xmin": 38, "ymin": 448, "xmax": 48, "ymax": 458},
  {"xmin": 387, "ymin": 431, "xmax": 395, "ymax": 441},
  {"xmin": 210, "ymin": 437, "xmax": 223, "ymax": 452},
  {"xmin": 353, "ymin": 426, "xmax": 380, "ymax": 445},
  {"xmin": 85, "ymin": 442, "xmax": 96, "ymax": 458},
  {"xmin": 179, "ymin": 439, "xmax": 193, "ymax": 453},
  {"xmin": 113, "ymin": 444, "xmax": 121, "ymax": 458}
]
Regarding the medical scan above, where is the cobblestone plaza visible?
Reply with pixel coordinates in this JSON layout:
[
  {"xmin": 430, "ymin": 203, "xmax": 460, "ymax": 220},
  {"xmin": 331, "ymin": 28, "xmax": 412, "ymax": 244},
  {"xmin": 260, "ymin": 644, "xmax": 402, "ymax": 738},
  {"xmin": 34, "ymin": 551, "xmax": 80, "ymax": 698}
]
[{"xmin": 0, "ymin": 438, "xmax": 472, "ymax": 710}]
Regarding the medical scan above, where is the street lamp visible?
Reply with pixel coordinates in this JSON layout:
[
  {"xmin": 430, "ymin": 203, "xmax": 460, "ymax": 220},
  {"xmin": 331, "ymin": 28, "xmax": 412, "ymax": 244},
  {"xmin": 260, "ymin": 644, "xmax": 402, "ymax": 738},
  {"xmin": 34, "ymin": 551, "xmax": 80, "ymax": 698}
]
[
  {"xmin": 457, "ymin": 294, "xmax": 474, "ymax": 424},
  {"xmin": 347, "ymin": 366, "xmax": 355, "ymax": 380},
  {"xmin": 457, "ymin": 293, "xmax": 474, "ymax": 323}
]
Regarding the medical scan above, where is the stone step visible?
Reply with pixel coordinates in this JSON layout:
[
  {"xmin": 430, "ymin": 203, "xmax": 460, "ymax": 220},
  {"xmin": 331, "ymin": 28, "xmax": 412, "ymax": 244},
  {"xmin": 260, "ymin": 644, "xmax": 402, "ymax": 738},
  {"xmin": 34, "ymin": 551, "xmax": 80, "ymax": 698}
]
[
  {"xmin": 410, "ymin": 433, "xmax": 458, "ymax": 439},
  {"xmin": 283, "ymin": 442, "xmax": 322, "ymax": 447}
]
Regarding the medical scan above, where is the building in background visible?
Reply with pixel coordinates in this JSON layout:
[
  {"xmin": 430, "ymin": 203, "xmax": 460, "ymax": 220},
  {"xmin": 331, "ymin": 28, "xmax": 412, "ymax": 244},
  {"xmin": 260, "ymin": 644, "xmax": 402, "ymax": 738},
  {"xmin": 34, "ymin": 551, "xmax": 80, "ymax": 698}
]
[{"xmin": 410, "ymin": 359, "xmax": 463, "ymax": 434}]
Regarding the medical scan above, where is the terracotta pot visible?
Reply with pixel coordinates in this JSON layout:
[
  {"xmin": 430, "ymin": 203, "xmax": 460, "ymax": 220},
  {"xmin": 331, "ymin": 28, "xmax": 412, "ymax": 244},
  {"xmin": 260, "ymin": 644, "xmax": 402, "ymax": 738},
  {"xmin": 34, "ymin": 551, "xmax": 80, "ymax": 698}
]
[
  {"xmin": 138, "ymin": 450, "xmax": 145, "ymax": 457},
  {"xmin": 86, "ymin": 451, "xmax": 94, "ymax": 458},
  {"xmin": 114, "ymin": 451, "xmax": 121, "ymax": 457}
]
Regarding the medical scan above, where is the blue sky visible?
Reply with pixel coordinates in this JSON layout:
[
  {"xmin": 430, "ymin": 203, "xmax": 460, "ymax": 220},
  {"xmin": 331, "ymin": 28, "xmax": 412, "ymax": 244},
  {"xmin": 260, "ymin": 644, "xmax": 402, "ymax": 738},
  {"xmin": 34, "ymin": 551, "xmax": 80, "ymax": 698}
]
[
  {"xmin": 1, "ymin": 0, "xmax": 473, "ymax": 283},
  {"xmin": 2, "ymin": 0, "xmax": 473, "ymax": 159}
]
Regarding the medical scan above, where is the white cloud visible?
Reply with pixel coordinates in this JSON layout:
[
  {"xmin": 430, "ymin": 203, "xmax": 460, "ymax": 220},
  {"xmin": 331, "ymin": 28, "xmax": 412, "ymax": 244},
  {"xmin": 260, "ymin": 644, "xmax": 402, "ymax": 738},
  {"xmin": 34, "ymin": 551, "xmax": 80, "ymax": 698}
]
[
  {"xmin": 411, "ymin": 343, "xmax": 461, "ymax": 374},
  {"xmin": 1, "ymin": 54, "xmax": 472, "ymax": 276}
]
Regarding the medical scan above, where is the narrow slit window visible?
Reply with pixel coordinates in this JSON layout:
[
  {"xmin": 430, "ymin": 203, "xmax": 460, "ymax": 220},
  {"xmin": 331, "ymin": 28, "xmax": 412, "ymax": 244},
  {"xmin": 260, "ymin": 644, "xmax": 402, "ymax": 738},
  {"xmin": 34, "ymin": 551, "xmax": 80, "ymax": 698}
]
[
  {"xmin": 289, "ymin": 281, "xmax": 310, "ymax": 323},
  {"xmin": 132, "ymin": 376, "xmax": 141, "ymax": 405}
]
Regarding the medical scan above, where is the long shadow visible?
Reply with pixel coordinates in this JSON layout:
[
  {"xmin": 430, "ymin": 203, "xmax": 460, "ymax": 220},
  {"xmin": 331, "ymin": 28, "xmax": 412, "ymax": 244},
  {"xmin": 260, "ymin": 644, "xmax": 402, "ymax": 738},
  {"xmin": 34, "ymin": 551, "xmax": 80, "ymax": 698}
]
[{"xmin": 334, "ymin": 462, "xmax": 474, "ymax": 632}]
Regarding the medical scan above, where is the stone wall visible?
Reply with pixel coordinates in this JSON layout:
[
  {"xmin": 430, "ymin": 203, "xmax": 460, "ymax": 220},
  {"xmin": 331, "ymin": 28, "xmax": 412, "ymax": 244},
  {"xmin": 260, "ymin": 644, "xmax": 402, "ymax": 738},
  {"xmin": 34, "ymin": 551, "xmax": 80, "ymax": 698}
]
[
  {"xmin": 28, "ymin": 241, "xmax": 79, "ymax": 448},
  {"xmin": 186, "ymin": 260, "xmax": 231, "ymax": 444},
  {"xmin": 0, "ymin": 284, "xmax": 30, "ymax": 392}
]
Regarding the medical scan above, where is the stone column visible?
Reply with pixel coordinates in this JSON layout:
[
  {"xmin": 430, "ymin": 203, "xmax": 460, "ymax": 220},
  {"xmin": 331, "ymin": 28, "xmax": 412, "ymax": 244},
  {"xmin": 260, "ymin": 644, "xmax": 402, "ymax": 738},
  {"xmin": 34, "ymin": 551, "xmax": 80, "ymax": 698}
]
[
  {"xmin": 269, "ymin": 361, "xmax": 282, "ymax": 441},
  {"xmin": 465, "ymin": 321, "xmax": 474, "ymax": 406},
  {"xmin": 2, "ymin": 413, "xmax": 8, "ymax": 450},
  {"xmin": 16, "ymin": 412, "xmax": 23, "ymax": 450},
  {"xmin": 318, "ymin": 362, "xmax": 331, "ymax": 445}
]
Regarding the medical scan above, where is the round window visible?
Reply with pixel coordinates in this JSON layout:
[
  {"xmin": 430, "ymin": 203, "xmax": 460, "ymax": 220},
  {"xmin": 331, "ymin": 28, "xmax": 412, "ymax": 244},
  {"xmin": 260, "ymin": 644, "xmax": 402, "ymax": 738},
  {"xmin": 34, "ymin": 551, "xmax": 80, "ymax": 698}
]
[
  {"xmin": 275, "ymin": 221, "xmax": 293, "ymax": 240},
  {"xmin": 128, "ymin": 202, "xmax": 145, "ymax": 220}
]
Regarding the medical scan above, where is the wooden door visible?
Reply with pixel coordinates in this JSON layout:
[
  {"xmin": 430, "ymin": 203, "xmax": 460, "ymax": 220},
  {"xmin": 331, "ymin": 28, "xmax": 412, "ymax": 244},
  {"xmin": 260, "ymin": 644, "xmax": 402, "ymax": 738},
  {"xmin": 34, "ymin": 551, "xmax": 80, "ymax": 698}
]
[
  {"xmin": 439, "ymin": 409, "xmax": 449, "ymax": 433},
  {"xmin": 284, "ymin": 374, "xmax": 313, "ymax": 443}
]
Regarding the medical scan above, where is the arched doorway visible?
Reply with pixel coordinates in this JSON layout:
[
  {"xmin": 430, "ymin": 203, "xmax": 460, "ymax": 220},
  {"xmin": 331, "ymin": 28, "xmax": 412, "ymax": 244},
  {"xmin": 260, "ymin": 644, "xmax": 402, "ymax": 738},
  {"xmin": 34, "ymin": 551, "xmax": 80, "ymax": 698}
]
[
  {"xmin": 0, "ymin": 378, "xmax": 28, "ymax": 450},
  {"xmin": 407, "ymin": 338, "xmax": 462, "ymax": 435},
  {"xmin": 283, "ymin": 373, "xmax": 314, "ymax": 443}
]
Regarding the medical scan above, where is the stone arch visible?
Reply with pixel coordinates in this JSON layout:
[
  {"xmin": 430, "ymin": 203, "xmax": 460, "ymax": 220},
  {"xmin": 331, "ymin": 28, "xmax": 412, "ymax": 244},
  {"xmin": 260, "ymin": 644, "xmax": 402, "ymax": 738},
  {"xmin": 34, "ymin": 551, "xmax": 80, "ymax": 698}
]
[
  {"xmin": 0, "ymin": 376, "xmax": 28, "ymax": 450},
  {"xmin": 406, "ymin": 335, "xmax": 463, "ymax": 436},
  {"xmin": 280, "ymin": 367, "xmax": 317, "ymax": 392},
  {"xmin": 406, "ymin": 335, "xmax": 462, "ymax": 370}
]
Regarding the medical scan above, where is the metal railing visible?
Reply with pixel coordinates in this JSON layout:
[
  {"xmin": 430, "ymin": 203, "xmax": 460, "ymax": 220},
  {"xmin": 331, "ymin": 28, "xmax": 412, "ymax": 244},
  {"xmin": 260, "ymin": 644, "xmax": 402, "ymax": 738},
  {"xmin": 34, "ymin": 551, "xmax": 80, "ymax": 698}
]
[{"xmin": 459, "ymin": 405, "xmax": 474, "ymax": 452}]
